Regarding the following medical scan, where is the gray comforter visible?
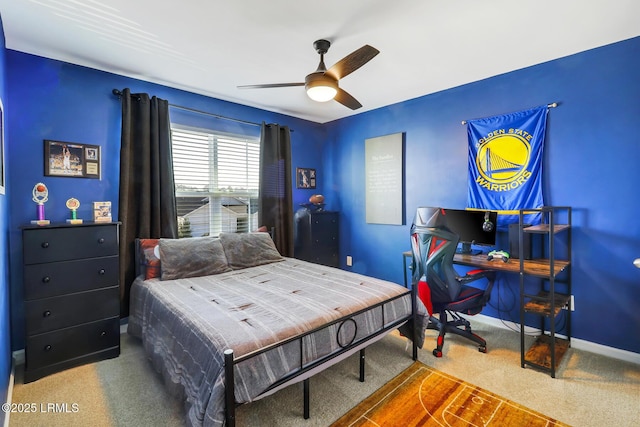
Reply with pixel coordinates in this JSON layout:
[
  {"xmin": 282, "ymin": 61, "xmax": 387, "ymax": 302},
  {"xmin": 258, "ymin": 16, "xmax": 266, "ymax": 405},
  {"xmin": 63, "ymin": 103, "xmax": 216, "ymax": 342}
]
[{"xmin": 128, "ymin": 258, "xmax": 416, "ymax": 426}]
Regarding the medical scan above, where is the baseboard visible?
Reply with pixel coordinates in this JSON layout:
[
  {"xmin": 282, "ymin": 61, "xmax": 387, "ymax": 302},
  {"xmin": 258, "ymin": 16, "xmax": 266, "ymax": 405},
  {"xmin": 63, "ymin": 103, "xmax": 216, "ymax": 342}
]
[
  {"xmin": 4, "ymin": 356, "xmax": 15, "ymax": 427},
  {"xmin": 474, "ymin": 314, "xmax": 640, "ymax": 365}
]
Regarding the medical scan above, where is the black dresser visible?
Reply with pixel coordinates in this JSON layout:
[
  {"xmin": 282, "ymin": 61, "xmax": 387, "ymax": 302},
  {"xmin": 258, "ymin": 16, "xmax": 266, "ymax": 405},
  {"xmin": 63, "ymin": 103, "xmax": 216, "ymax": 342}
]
[
  {"xmin": 22, "ymin": 222, "xmax": 121, "ymax": 382},
  {"xmin": 294, "ymin": 209, "xmax": 339, "ymax": 267}
]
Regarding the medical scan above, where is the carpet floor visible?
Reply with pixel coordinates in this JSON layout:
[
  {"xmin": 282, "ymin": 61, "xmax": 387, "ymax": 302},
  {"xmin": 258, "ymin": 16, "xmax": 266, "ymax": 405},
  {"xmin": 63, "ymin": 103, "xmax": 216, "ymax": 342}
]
[{"xmin": 8, "ymin": 319, "xmax": 640, "ymax": 426}]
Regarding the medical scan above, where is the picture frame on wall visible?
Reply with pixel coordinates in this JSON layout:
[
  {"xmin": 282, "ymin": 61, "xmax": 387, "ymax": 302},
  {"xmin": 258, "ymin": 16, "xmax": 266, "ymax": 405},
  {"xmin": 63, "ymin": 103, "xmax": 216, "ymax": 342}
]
[
  {"xmin": 296, "ymin": 167, "xmax": 316, "ymax": 189},
  {"xmin": 44, "ymin": 140, "xmax": 101, "ymax": 179}
]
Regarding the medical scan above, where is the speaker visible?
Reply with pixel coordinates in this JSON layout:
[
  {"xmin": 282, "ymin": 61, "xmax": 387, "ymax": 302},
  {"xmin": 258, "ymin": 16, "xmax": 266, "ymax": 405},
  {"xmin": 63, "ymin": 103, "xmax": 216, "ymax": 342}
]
[{"xmin": 509, "ymin": 223, "xmax": 532, "ymax": 260}]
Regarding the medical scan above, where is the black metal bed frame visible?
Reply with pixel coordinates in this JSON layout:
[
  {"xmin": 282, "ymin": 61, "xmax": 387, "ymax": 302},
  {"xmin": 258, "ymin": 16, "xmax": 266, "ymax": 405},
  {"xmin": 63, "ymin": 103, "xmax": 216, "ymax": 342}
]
[{"xmin": 223, "ymin": 286, "xmax": 419, "ymax": 426}]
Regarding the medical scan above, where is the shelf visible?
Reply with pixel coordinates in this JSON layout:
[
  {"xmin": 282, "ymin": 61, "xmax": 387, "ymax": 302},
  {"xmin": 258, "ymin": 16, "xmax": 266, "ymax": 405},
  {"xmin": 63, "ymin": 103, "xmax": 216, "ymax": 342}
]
[
  {"xmin": 523, "ymin": 224, "xmax": 570, "ymax": 234},
  {"xmin": 518, "ymin": 206, "xmax": 572, "ymax": 378},
  {"xmin": 519, "ymin": 258, "xmax": 570, "ymax": 277},
  {"xmin": 524, "ymin": 334, "xmax": 570, "ymax": 372},
  {"xmin": 523, "ymin": 291, "xmax": 570, "ymax": 317}
]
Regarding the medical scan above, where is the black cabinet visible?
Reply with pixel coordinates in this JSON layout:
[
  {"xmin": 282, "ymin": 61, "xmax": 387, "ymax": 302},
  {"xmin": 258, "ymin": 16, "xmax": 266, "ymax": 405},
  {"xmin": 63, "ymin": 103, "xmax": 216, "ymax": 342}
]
[
  {"xmin": 22, "ymin": 222, "xmax": 121, "ymax": 382},
  {"xmin": 294, "ymin": 210, "xmax": 339, "ymax": 267}
]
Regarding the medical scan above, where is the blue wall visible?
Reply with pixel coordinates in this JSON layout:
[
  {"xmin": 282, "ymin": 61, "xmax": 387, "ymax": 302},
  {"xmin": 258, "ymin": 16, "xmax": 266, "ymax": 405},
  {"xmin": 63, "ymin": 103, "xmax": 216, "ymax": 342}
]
[
  {"xmin": 324, "ymin": 37, "xmax": 640, "ymax": 354},
  {"xmin": 0, "ymin": 14, "xmax": 9, "ymax": 422},
  {"xmin": 5, "ymin": 50, "xmax": 325, "ymax": 351},
  {"xmin": 3, "ymin": 33, "xmax": 639, "ymax": 362}
]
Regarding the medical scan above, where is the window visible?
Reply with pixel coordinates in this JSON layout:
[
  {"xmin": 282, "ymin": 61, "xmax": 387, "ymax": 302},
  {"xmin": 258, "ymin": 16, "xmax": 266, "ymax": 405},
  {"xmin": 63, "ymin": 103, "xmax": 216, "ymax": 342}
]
[{"xmin": 171, "ymin": 126, "xmax": 260, "ymax": 237}]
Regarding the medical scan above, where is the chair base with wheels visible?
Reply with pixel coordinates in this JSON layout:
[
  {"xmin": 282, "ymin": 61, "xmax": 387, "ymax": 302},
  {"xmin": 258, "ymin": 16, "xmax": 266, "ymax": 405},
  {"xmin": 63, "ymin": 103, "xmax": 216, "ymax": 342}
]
[{"xmin": 418, "ymin": 272, "xmax": 494, "ymax": 357}]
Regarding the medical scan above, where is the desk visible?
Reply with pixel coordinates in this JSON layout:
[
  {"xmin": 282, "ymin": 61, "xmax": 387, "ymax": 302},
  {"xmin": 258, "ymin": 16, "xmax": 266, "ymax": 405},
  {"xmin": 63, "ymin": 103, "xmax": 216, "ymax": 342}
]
[
  {"xmin": 405, "ymin": 249, "xmax": 572, "ymax": 377},
  {"xmin": 453, "ymin": 253, "xmax": 569, "ymax": 277},
  {"xmin": 402, "ymin": 251, "xmax": 569, "ymax": 287}
]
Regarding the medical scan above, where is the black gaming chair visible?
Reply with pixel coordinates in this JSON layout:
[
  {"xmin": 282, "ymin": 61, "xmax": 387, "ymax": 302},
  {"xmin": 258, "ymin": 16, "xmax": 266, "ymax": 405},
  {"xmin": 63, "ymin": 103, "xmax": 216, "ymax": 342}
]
[{"xmin": 410, "ymin": 207, "xmax": 495, "ymax": 357}]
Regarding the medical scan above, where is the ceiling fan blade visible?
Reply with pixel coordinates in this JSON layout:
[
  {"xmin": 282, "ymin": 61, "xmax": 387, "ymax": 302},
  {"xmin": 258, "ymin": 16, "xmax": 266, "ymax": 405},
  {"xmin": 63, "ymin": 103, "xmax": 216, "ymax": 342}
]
[
  {"xmin": 334, "ymin": 88, "xmax": 362, "ymax": 110},
  {"xmin": 326, "ymin": 45, "xmax": 380, "ymax": 80},
  {"xmin": 237, "ymin": 82, "xmax": 304, "ymax": 89}
]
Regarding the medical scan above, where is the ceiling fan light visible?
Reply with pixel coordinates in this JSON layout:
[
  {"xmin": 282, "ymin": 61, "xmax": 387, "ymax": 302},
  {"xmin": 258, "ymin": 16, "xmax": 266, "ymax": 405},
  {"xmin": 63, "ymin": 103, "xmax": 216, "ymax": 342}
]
[
  {"xmin": 305, "ymin": 73, "xmax": 338, "ymax": 102},
  {"xmin": 307, "ymin": 85, "xmax": 337, "ymax": 102}
]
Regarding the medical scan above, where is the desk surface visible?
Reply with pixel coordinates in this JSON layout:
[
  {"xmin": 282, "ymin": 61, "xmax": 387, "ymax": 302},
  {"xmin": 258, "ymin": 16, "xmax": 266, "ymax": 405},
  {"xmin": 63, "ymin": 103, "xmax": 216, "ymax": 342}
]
[
  {"xmin": 453, "ymin": 253, "xmax": 569, "ymax": 277},
  {"xmin": 403, "ymin": 251, "xmax": 569, "ymax": 278}
]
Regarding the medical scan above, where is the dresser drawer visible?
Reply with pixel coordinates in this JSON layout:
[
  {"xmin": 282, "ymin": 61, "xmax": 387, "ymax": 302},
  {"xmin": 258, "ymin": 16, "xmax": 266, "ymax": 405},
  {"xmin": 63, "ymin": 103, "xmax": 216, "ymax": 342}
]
[
  {"xmin": 312, "ymin": 232, "xmax": 338, "ymax": 247},
  {"xmin": 23, "ymin": 224, "xmax": 118, "ymax": 265},
  {"xmin": 25, "ymin": 287, "xmax": 120, "ymax": 335},
  {"xmin": 24, "ymin": 256, "xmax": 119, "ymax": 300},
  {"xmin": 25, "ymin": 317, "xmax": 119, "ymax": 370}
]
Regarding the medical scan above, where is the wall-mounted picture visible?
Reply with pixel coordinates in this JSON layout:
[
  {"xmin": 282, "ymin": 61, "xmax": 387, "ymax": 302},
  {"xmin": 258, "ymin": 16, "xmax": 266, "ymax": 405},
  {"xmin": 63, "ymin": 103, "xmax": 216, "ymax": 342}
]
[
  {"xmin": 296, "ymin": 167, "xmax": 316, "ymax": 189},
  {"xmin": 44, "ymin": 140, "xmax": 101, "ymax": 179}
]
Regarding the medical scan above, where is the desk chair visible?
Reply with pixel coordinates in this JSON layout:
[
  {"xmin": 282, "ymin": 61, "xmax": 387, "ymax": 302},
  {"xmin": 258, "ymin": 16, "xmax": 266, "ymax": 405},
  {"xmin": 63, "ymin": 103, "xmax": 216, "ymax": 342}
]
[{"xmin": 410, "ymin": 207, "xmax": 495, "ymax": 357}]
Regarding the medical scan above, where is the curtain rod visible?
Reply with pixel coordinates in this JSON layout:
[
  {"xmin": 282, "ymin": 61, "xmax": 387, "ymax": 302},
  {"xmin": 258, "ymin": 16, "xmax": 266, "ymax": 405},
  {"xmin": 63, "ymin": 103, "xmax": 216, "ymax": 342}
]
[
  {"xmin": 168, "ymin": 104, "xmax": 261, "ymax": 128},
  {"xmin": 460, "ymin": 102, "xmax": 558, "ymax": 125},
  {"xmin": 112, "ymin": 89, "xmax": 263, "ymax": 128}
]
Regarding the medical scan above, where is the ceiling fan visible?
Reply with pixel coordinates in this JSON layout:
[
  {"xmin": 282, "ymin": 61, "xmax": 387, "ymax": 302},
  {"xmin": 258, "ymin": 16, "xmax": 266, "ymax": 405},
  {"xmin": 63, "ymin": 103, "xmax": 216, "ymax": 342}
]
[{"xmin": 238, "ymin": 39, "xmax": 379, "ymax": 110}]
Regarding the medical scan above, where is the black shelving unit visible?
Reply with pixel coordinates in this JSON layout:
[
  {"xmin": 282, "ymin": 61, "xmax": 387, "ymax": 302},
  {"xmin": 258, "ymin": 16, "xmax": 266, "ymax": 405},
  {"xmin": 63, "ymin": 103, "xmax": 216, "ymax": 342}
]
[{"xmin": 518, "ymin": 206, "xmax": 572, "ymax": 378}]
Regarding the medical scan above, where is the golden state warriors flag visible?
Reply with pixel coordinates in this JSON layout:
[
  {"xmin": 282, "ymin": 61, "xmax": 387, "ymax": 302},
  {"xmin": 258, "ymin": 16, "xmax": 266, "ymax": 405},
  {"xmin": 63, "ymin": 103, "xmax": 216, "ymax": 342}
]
[{"xmin": 467, "ymin": 106, "xmax": 548, "ymax": 227}]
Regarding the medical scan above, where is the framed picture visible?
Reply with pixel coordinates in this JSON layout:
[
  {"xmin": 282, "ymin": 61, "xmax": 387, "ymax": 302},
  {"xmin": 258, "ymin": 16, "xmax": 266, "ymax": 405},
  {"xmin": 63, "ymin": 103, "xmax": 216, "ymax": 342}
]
[
  {"xmin": 0, "ymin": 98, "xmax": 4, "ymax": 195},
  {"xmin": 44, "ymin": 140, "xmax": 101, "ymax": 179},
  {"xmin": 296, "ymin": 167, "xmax": 316, "ymax": 189}
]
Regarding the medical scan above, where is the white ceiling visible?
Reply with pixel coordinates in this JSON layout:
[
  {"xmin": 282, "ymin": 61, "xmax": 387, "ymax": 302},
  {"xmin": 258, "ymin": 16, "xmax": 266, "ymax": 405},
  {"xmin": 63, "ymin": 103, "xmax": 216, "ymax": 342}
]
[{"xmin": 1, "ymin": 0, "xmax": 639, "ymax": 123}]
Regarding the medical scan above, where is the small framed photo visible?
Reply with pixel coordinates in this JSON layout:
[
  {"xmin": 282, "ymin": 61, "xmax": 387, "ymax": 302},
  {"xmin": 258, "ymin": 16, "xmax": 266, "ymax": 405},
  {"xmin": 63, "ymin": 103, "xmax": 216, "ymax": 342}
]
[
  {"xmin": 93, "ymin": 201, "xmax": 112, "ymax": 222},
  {"xmin": 296, "ymin": 167, "xmax": 316, "ymax": 189},
  {"xmin": 44, "ymin": 140, "xmax": 101, "ymax": 179}
]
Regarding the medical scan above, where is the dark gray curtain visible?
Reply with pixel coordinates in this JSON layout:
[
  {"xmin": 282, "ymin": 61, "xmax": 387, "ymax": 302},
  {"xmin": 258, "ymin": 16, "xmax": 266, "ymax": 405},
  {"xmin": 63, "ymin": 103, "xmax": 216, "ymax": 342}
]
[
  {"xmin": 258, "ymin": 123, "xmax": 294, "ymax": 257},
  {"xmin": 118, "ymin": 88, "xmax": 177, "ymax": 316}
]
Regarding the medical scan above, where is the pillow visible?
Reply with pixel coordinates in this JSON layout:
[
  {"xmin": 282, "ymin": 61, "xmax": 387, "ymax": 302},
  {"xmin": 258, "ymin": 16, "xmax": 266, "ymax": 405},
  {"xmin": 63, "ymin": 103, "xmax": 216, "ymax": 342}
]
[
  {"xmin": 219, "ymin": 232, "xmax": 284, "ymax": 270},
  {"xmin": 138, "ymin": 238, "xmax": 161, "ymax": 280},
  {"xmin": 159, "ymin": 237, "xmax": 232, "ymax": 280}
]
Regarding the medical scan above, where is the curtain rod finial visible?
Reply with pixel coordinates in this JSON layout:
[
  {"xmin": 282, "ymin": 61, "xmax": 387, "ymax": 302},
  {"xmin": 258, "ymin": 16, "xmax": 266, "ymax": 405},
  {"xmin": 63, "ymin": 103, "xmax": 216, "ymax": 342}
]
[{"xmin": 112, "ymin": 89, "xmax": 122, "ymax": 97}]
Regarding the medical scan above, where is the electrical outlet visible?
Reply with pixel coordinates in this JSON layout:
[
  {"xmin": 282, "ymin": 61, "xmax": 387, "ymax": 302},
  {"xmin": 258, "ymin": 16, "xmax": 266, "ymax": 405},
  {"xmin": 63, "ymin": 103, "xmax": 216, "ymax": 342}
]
[
  {"xmin": 563, "ymin": 295, "xmax": 575, "ymax": 311},
  {"xmin": 346, "ymin": 256, "xmax": 353, "ymax": 266}
]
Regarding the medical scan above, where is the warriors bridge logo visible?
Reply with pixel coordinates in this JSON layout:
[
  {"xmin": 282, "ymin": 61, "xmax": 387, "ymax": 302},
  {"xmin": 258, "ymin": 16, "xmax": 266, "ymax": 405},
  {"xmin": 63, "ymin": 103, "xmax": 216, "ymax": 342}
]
[
  {"xmin": 466, "ymin": 106, "xmax": 549, "ymax": 227},
  {"xmin": 475, "ymin": 129, "xmax": 532, "ymax": 192}
]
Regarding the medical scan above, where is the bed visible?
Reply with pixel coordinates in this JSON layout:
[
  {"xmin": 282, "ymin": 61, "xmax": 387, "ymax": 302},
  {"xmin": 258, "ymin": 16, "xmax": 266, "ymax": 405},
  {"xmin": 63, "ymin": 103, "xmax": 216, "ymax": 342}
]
[{"xmin": 127, "ymin": 232, "xmax": 425, "ymax": 426}]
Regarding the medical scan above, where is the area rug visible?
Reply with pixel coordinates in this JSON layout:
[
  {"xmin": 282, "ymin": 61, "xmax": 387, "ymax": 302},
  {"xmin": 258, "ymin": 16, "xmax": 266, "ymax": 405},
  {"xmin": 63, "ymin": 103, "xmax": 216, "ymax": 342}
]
[{"xmin": 331, "ymin": 361, "xmax": 570, "ymax": 427}]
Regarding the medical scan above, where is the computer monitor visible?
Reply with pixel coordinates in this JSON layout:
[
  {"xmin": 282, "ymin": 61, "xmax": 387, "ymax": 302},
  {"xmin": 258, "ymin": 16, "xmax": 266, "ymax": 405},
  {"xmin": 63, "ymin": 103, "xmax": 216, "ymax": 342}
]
[{"xmin": 443, "ymin": 208, "xmax": 497, "ymax": 255}]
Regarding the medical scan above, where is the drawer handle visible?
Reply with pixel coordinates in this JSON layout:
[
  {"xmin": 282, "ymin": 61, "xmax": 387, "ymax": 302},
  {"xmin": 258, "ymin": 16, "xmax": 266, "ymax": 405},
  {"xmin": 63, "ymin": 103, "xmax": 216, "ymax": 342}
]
[
  {"xmin": 98, "ymin": 238, "xmax": 105, "ymax": 244},
  {"xmin": 100, "ymin": 331, "xmax": 107, "ymax": 337},
  {"xmin": 99, "ymin": 269, "xmax": 106, "ymax": 275},
  {"xmin": 42, "ymin": 276, "xmax": 51, "ymax": 283},
  {"xmin": 41, "ymin": 242, "xmax": 49, "ymax": 249},
  {"xmin": 43, "ymin": 310, "xmax": 51, "ymax": 317},
  {"xmin": 44, "ymin": 345, "xmax": 52, "ymax": 351}
]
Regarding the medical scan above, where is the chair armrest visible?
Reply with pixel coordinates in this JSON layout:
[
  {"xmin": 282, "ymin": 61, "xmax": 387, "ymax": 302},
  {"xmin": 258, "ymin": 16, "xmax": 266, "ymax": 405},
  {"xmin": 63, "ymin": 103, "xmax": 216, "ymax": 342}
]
[{"xmin": 457, "ymin": 269, "xmax": 495, "ymax": 286}]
